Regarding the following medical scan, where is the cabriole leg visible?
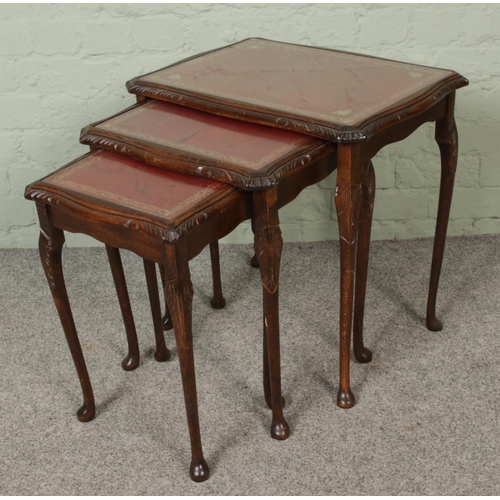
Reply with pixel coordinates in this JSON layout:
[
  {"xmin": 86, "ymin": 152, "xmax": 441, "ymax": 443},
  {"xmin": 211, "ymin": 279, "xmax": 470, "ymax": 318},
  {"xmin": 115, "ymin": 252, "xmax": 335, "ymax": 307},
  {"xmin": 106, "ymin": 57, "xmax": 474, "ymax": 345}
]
[
  {"xmin": 262, "ymin": 317, "xmax": 272, "ymax": 409},
  {"xmin": 254, "ymin": 217, "xmax": 284, "ymax": 410},
  {"xmin": 334, "ymin": 145, "xmax": 363, "ymax": 408},
  {"xmin": 36, "ymin": 203, "xmax": 95, "ymax": 422},
  {"xmin": 427, "ymin": 92, "xmax": 458, "ymax": 332},
  {"xmin": 163, "ymin": 241, "xmax": 209, "ymax": 482},
  {"xmin": 252, "ymin": 215, "xmax": 275, "ymax": 409},
  {"xmin": 262, "ymin": 318, "xmax": 286, "ymax": 409},
  {"xmin": 158, "ymin": 264, "xmax": 173, "ymax": 331},
  {"xmin": 144, "ymin": 260, "xmax": 170, "ymax": 362},
  {"xmin": 209, "ymin": 241, "xmax": 226, "ymax": 309},
  {"xmin": 352, "ymin": 161, "xmax": 376, "ymax": 363},
  {"xmin": 105, "ymin": 245, "xmax": 140, "ymax": 371},
  {"xmin": 250, "ymin": 217, "xmax": 259, "ymax": 268},
  {"xmin": 253, "ymin": 189, "xmax": 290, "ymax": 440}
]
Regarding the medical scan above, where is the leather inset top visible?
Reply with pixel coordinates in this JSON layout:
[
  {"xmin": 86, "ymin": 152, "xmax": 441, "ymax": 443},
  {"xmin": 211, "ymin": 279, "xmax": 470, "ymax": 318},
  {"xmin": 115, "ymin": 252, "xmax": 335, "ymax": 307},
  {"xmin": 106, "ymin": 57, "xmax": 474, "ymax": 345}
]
[
  {"xmin": 44, "ymin": 150, "xmax": 234, "ymax": 222},
  {"xmin": 91, "ymin": 99, "xmax": 318, "ymax": 171},
  {"xmin": 128, "ymin": 38, "xmax": 463, "ymax": 135},
  {"xmin": 80, "ymin": 98, "xmax": 334, "ymax": 190}
]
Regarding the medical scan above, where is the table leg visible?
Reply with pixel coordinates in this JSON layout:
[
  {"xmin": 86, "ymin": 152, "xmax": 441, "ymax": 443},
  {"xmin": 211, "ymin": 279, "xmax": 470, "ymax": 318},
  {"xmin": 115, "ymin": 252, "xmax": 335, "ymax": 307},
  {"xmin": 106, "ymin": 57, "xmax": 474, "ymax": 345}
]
[
  {"xmin": 253, "ymin": 189, "xmax": 290, "ymax": 440},
  {"xmin": 352, "ymin": 161, "xmax": 376, "ymax": 363},
  {"xmin": 253, "ymin": 215, "xmax": 280, "ymax": 409},
  {"xmin": 262, "ymin": 317, "xmax": 286, "ymax": 410},
  {"xmin": 427, "ymin": 92, "xmax": 458, "ymax": 332},
  {"xmin": 163, "ymin": 241, "xmax": 209, "ymax": 482},
  {"xmin": 158, "ymin": 265, "xmax": 173, "ymax": 331},
  {"xmin": 262, "ymin": 316, "xmax": 272, "ymax": 409},
  {"xmin": 209, "ymin": 241, "xmax": 226, "ymax": 309},
  {"xmin": 250, "ymin": 217, "xmax": 259, "ymax": 268},
  {"xmin": 144, "ymin": 260, "xmax": 171, "ymax": 362},
  {"xmin": 105, "ymin": 245, "xmax": 140, "ymax": 371},
  {"xmin": 334, "ymin": 145, "xmax": 363, "ymax": 408},
  {"xmin": 253, "ymin": 213, "xmax": 272, "ymax": 408},
  {"xmin": 252, "ymin": 216, "xmax": 281, "ymax": 410},
  {"xmin": 36, "ymin": 203, "xmax": 95, "ymax": 422}
]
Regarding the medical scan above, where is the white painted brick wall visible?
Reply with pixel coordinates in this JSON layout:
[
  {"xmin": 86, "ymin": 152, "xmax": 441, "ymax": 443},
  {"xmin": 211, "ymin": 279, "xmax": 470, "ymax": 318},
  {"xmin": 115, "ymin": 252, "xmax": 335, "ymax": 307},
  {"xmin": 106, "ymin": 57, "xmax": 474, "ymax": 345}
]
[{"xmin": 0, "ymin": 3, "xmax": 499, "ymax": 248}]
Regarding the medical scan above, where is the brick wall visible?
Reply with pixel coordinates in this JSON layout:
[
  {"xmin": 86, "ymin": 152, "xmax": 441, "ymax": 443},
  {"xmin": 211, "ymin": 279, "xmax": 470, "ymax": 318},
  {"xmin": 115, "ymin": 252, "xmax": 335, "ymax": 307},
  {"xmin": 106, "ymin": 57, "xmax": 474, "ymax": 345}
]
[{"xmin": 1, "ymin": 3, "xmax": 499, "ymax": 248}]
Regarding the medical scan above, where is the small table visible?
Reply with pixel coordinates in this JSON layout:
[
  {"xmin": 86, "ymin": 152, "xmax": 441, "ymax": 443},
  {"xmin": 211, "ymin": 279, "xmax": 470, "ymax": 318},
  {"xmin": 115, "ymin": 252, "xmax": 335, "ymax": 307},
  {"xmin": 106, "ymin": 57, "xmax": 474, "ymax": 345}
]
[
  {"xmin": 126, "ymin": 38, "xmax": 469, "ymax": 407},
  {"xmin": 25, "ymin": 150, "xmax": 253, "ymax": 481}
]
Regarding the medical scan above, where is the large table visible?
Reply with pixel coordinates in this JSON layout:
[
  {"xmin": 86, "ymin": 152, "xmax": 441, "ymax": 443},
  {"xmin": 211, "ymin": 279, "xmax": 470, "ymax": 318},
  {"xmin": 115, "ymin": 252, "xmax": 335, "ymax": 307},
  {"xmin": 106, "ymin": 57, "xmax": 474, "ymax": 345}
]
[{"xmin": 125, "ymin": 38, "xmax": 469, "ymax": 408}]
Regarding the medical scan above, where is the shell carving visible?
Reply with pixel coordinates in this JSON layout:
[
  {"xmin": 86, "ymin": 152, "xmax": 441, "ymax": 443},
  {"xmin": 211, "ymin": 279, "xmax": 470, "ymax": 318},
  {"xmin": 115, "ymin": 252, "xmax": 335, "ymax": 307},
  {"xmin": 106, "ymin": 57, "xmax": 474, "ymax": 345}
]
[
  {"xmin": 254, "ymin": 224, "xmax": 283, "ymax": 294},
  {"xmin": 39, "ymin": 229, "xmax": 57, "ymax": 291},
  {"xmin": 335, "ymin": 184, "xmax": 362, "ymax": 246}
]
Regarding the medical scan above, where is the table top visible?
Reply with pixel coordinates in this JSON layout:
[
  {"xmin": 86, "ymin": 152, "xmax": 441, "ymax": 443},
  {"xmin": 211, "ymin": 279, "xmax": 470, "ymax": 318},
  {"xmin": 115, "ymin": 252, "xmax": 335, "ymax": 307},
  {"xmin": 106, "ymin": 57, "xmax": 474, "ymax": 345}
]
[
  {"xmin": 26, "ymin": 150, "xmax": 237, "ymax": 226},
  {"xmin": 80, "ymin": 99, "xmax": 334, "ymax": 190},
  {"xmin": 127, "ymin": 38, "xmax": 468, "ymax": 142}
]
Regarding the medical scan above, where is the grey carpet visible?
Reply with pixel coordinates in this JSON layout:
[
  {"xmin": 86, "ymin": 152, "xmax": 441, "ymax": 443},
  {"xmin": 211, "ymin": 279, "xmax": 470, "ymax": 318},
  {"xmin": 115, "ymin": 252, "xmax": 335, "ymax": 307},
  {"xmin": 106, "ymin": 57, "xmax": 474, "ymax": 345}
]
[{"xmin": 1, "ymin": 235, "xmax": 499, "ymax": 495}]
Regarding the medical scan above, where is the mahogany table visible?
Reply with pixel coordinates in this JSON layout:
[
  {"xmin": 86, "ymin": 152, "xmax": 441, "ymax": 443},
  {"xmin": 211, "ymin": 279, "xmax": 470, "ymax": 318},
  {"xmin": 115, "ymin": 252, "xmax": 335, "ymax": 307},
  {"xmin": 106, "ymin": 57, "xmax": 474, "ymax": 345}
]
[
  {"xmin": 80, "ymin": 98, "xmax": 337, "ymax": 438},
  {"xmin": 25, "ymin": 150, "xmax": 253, "ymax": 481},
  {"xmin": 126, "ymin": 38, "xmax": 469, "ymax": 408}
]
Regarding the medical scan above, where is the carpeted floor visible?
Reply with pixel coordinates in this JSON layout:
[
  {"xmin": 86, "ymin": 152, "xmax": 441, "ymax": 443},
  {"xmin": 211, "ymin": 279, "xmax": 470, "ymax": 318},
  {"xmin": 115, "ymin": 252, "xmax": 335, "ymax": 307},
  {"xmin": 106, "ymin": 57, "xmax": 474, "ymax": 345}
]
[{"xmin": 1, "ymin": 235, "xmax": 499, "ymax": 495}]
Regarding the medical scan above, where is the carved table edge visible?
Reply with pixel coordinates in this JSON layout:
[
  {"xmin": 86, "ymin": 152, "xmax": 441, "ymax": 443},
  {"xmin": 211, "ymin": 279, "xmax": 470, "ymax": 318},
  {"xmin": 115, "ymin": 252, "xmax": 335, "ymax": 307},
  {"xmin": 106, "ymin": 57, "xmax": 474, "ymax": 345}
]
[
  {"xmin": 80, "ymin": 133, "xmax": 334, "ymax": 191},
  {"xmin": 126, "ymin": 75, "xmax": 468, "ymax": 143},
  {"xmin": 24, "ymin": 186, "xmax": 192, "ymax": 244}
]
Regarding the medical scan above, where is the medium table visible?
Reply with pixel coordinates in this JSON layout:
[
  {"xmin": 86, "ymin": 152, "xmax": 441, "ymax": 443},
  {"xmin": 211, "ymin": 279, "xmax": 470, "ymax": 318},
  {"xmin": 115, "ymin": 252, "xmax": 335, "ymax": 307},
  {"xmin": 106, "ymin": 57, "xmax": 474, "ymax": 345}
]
[
  {"xmin": 126, "ymin": 38, "xmax": 469, "ymax": 408},
  {"xmin": 80, "ymin": 98, "xmax": 337, "ymax": 438}
]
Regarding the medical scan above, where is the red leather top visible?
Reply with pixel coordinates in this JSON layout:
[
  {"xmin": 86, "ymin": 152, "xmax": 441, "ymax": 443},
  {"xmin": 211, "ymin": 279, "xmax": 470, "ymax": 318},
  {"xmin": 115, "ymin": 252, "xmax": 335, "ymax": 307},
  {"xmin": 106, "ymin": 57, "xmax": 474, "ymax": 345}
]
[
  {"xmin": 94, "ymin": 99, "xmax": 315, "ymax": 171},
  {"xmin": 44, "ymin": 150, "xmax": 232, "ymax": 221},
  {"xmin": 134, "ymin": 38, "xmax": 457, "ymax": 127}
]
